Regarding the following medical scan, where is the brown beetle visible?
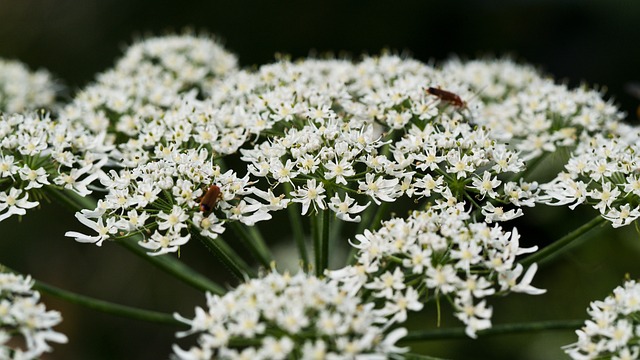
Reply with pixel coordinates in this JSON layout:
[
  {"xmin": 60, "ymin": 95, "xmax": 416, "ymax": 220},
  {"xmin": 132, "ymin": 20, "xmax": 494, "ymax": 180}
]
[
  {"xmin": 426, "ymin": 87, "xmax": 465, "ymax": 108},
  {"xmin": 199, "ymin": 185, "xmax": 222, "ymax": 213}
]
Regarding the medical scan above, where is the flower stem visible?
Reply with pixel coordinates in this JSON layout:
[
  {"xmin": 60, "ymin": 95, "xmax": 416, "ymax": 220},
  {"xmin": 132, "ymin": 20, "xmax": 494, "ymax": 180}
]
[
  {"xmin": 322, "ymin": 208, "xmax": 331, "ymax": 271},
  {"xmin": 520, "ymin": 215, "xmax": 607, "ymax": 267},
  {"xmin": 401, "ymin": 319, "xmax": 584, "ymax": 342},
  {"xmin": 1, "ymin": 264, "xmax": 183, "ymax": 327},
  {"xmin": 391, "ymin": 353, "xmax": 449, "ymax": 360},
  {"xmin": 284, "ymin": 183, "xmax": 309, "ymax": 269},
  {"xmin": 228, "ymin": 222, "xmax": 272, "ymax": 269},
  {"xmin": 310, "ymin": 212, "xmax": 322, "ymax": 276},
  {"xmin": 191, "ymin": 231, "xmax": 256, "ymax": 279},
  {"xmin": 44, "ymin": 187, "xmax": 226, "ymax": 295},
  {"xmin": 119, "ymin": 234, "xmax": 227, "ymax": 294}
]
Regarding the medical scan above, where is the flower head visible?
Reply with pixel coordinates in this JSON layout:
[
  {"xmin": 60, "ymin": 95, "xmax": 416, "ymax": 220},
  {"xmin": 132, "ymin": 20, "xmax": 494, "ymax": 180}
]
[
  {"xmin": 0, "ymin": 272, "xmax": 67, "ymax": 359},
  {"xmin": 329, "ymin": 204, "xmax": 544, "ymax": 338},
  {"xmin": 0, "ymin": 58, "xmax": 59, "ymax": 113},
  {"xmin": 564, "ymin": 280, "xmax": 640, "ymax": 360},
  {"xmin": 173, "ymin": 271, "xmax": 407, "ymax": 359}
]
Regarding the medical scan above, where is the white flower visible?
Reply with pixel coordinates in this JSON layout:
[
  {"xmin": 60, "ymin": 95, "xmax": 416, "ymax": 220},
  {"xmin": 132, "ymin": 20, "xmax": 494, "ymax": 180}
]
[
  {"xmin": 470, "ymin": 171, "xmax": 501, "ymax": 199},
  {"xmin": 65, "ymin": 212, "xmax": 117, "ymax": 246},
  {"xmin": 602, "ymin": 204, "xmax": 640, "ymax": 228},
  {"xmin": 138, "ymin": 230, "xmax": 190, "ymax": 256},
  {"xmin": 357, "ymin": 173, "xmax": 400, "ymax": 205},
  {"xmin": 0, "ymin": 272, "xmax": 67, "ymax": 358},
  {"xmin": 328, "ymin": 193, "xmax": 370, "ymax": 222},
  {"xmin": 157, "ymin": 205, "xmax": 189, "ymax": 233},
  {"xmin": 0, "ymin": 188, "xmax": 39, "ymax": 222},
  {"xmin": 324, "ymin": 157, "xmax": 355, "ymax": 185},
  {"xmin": 481, "ymin": 202, "xmax": 524, "ymax": 223},
  {"xmin": 498, "ymin": 263, "xmax": 546, "ymax": 295},
  {"xmin": 291, "ymin": 179, "xmax": 326, "ymax": 215},
  {"xmin": 18, "ymin": 166, "xmax": 50, "ymax": 190}
]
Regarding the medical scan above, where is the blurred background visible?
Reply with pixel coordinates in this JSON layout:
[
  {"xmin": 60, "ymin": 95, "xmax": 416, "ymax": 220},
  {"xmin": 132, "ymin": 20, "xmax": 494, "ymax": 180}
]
[{"xmin": 1, "ymin": 1, "xmax": 639, "ymax": 359}]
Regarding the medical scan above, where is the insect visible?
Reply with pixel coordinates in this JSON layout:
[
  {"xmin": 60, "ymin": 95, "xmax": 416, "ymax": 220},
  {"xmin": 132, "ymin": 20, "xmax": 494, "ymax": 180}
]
[
  {"xmin": 426, "ymin": 87, "xmax": 466, "ymax": 108},
  {"xmin": 199, "ymin": 185, "xmax": 222, "ymax": 213}
]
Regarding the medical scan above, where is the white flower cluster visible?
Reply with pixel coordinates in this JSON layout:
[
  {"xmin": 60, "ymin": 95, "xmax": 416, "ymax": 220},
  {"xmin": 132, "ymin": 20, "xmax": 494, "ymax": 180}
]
[
  {"xmin": 539, "ymin": 133, "xmax": 640, "ymax": 227},
  {"xmin": 329, "ymin": 204, "xmax": 545, "ymax": 338},
  {"xmin": 0, "ymin": 59, "xmax": 58, "ymax": 114},
  {"xmin": 47, "ymin": 38, "xmax": 636, "ymax": 355},
  {"xmin": 0, "ymin": 112, "xmax": 110, "ymax": 222},
  {"xmin": 564, "ymin": 279, "xmax": 640, "ymax": 360},
  {"xmin": 173, "ymin": 270, "xmax": 407, "ymax": 360},
  {"xmin": 446, "ymin": 59, "xmax": 640, "ymax": 228},
  {"xmin": 0, "ymin": 272, "xmax": 67, "ymax": 359},
  {"xmin": 213, "ymin": 56, "xmax": 536, "ymax": 223},
  {"xmin": 60, "ymin": 33, "xmax": 237, "ymax": 136},
  {"xmin": 444, "ymin": 58, "xmax": 625, "ymax": 161},
  {"xmin": 68, "ymin": 55, "xmax": 543, "ymax": 252},
  {"xmin": 66, "ymin": 148, "xmax": 274, "ymax": 255}
]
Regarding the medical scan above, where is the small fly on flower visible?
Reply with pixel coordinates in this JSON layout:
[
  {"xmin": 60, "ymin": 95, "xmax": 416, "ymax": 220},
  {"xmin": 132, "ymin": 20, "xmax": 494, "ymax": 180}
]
[
  {"xmin": 199, "ymin": 185, "xmax": 222, "ymax": 214},
  {"xmin": 426, "ymin": 87, "xmax": 466, "ymax": 108}
]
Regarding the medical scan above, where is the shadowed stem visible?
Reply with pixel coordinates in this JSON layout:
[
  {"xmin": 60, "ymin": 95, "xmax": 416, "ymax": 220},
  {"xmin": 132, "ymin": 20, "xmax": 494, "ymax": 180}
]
[
  {"xmin": 312, "ymin": 210, "xmax": 321, "ymax": 276},
  {"xmin": 401, "ymin": 319, "xmax": 584, "ymax": 342},
  {"xmin": 228, "ymin": 221, "xmax": 272, "ymax": 268},
  {"xmin": 0, "ymin": 264, "xmax": 183, "ymax": 327},
  {"xmin": 322, "ymin": 207, "xmax": 331, "ymax": 271},
  {"xmin": 284, "ymin": 182, "xmax": 309, "ymax": 269},
  {"xmin": 191, "ymin": 231, "xmax": 256, "ymax": 279},
  {"xmin": 44, "ymin": 187, "xmax": 226, "ymax": 295},
  {"xmin": 520, "ymin": 215, "xmax": 607, "ymax": 267}
]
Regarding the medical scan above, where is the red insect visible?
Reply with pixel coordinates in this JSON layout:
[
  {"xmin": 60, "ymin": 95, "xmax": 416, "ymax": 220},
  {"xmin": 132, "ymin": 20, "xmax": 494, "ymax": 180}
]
[
  {"xmin": 199, "ymin": 185, "xmax": 222, "ymax": 213},
  {"xmin": 426, "ymin": 87, "xmax": 465, "ymax": 108}
]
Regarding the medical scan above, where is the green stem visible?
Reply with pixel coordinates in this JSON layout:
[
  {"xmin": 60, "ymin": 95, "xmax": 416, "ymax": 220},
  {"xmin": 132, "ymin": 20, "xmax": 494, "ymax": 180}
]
[
  {"xmin": 401, "ymin": 319, "xmax": 584, "ymax": 342},
  {"xmin": 191, "ymin": 231, "xmax": 256, "ymax": 280},
  {"xmin": 45, "ymin": 187, "xmax": 226, "ymax": 295},
  {"xmin": 45, "ymin": 186, "xmax": 96, "ymax": 212},
  {"xmin": 520, "ymin": 215, "xmax": 607, "ymax": 267},
  {"xmin": 284, "ymin": 183, "xmax": 309, "ymax": 269},
  {"xmin": 392, "ymin": 354, "xmax": 450, "ymax": 360},
  {"xmin": 312, "ymin": 210, "xmax": 321, "ymax": 276},
  {"xmin": 0, "ymin": 264, "xmax": 182, "ymax": 327},
  {"xmin": 321, "ymin": 208, "xmax": 331, "ymax": 272},
  {"xmin": 119, "ymin": 235, "xmax": 226, "ymax": 294},
  {"xmin": 228, "ymin": 222, "xmax": 272, "ymax": 268}
]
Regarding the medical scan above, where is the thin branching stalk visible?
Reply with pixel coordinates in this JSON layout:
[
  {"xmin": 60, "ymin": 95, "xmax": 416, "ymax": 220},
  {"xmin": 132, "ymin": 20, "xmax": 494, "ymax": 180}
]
[
  {"xmin": 321, "ymin": 207, "xmax": 331, "ymax": 272},
  {"xmin": 283, "ymin": 182, "xmax": 309, "ymax": 268},
  {"xmin": 191, "ymin": 231, "xmax": 256, "ymax": 279},
  {"xmin": 312, "ymin": 210, "xmax": 321, "ymax": 276},
  {"xmin": 1, "ymin": 264, "xmax": 182, "ymax": 326},
  {"xmin": 401, "ymin": 319, "xmax": 584, "ymax": 342},
  {"xmin": 228, "ymin": 222, "xmax": 272, "ymax": 268},
  {"xmin": 520, "ymin": 215, "xmax": 607, "ymax": 267},
  {"xmin": 44, "ymin": 187, "xmax": 226, "ymax": 295},
  {"xmin": 117, "ymin": 235, "xmax": 226, "ymax": 294}
]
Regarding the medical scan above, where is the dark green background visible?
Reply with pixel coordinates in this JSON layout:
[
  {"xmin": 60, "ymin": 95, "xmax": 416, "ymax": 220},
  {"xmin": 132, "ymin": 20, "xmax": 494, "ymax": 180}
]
[{"xmin": 1, "ymin": 1, "xmax": 639, "ymax": 359}]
